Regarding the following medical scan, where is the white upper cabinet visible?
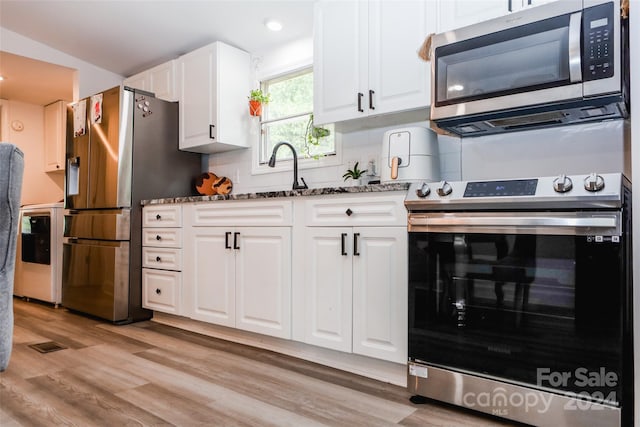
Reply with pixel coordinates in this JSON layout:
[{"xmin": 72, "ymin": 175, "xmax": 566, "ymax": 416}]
[
  {"xmin": 44, "ymin": 100, "xmax": 67, "ymax": 172},
  {"xmin": 123, "ymin": 60, "xmax": 177, "ymax": 101},
  {"xmin": 313, "ymin": 0, "xmax": 435, "ymax": 125},
  {"xmin": 177, "ymin": 42, "xmax": 250, "ymax": 154},
  {"xmin": 437, "ymin": 0, "xmax": 511, "ymax": 32}
]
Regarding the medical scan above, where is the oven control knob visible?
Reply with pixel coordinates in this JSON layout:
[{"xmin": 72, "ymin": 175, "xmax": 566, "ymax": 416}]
[
  {"xmin": 584, "ymin": 173, "xmax": 605, "ymax": 192},
  {"xmin": 416, "ymin": 182, "xmax": 431, "ymax": 198},
  {"xmin": 436, "ymin": 180, "xmax": 452, "ymax": 197},
  {"xmin": 553, "ymin": 174, "xmax": 573, "ymax": 193}
]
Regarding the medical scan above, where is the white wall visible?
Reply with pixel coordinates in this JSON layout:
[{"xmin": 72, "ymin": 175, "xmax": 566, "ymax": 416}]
[
  {"xmin": 460, "ymin": 120, "xmax": 627, "ymax": 180},
  {"xmin": 0, "ymin": 27, "xmax": 124, "ymax": 100},
  {"xmin": 2, "ymin": 100, "xmax": 64, "ymax": 205}
]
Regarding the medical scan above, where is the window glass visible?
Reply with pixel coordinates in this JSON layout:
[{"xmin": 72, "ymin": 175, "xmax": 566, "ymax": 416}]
[{"xmin": 259, "ymin": 68, "xmax": 335, "ymax": 163}]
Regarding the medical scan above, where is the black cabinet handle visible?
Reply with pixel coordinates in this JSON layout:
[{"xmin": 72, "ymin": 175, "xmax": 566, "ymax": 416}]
[
  {"xmin": 234, "ymin": 232, "xmax": 240, "ymax": 250},
  {"xmin": 209, "ymin": 124, "xmax": 216, "ymax": 139},
  {"xmin": 156, "ymin": 235, "xmax": 162, "ymax": 241},
  {"xmin": 508, "ymin": 0, "xmax": 512, "ymax": 12},
  {"xmin": 345, "ymin": 208, "xmax": 353, "ymax": 216},
  {"xmin": 156, "ymin": 214, "xmax": 161, "ymax": 220},
  {"xmin": 353, "ymin": 233, "xmax": 360, "ymax": 256},
  {"xmin": 369, "ymin": 90, "xmax": 375, "ymax": 110},
  {"xmin": 341, "ymin": 233, "xmax": 348, "ymax": 256},
  {"xmin": 155, "ymin": 288, "xmax": 161, "ymax": 295},
  {"xmin": 156, "ymin": 256, "xmax": 161, "ymax": 262},
  {"xmin": 225, "ymin": 231, "xmax": 231, "ymax": 249},
  {"xmin": 357, "ymin": 93, "xmax": 364, "ymax": 112}
]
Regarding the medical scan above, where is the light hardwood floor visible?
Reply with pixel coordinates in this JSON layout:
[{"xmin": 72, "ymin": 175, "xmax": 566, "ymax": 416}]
[{"xmin": 1, "ymin": 299, "xmax": 520, "ymax": 426}]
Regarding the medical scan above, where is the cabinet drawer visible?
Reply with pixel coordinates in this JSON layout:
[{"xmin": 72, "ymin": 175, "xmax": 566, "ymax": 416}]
[
  {"xmin": 143, "ymin": 205, "xmax": 182, "ymax": 227},
  {"xmin": 142, "ymin": 228, "xmax": 182, "ymax": 248},
  {"xmin": 305, "ymin": 194, "xmax": 407, "ymax": 227},
  {"xmin": 190, "ymin": 200, "xmax": 293, "ymax": 226},
  {"xmin": 142, "ymin": 247, "xmax": 182, "ymax": 270},
  {"xmin": 142, "ymin": 268, "xmax": 181, "ymax": 314}
]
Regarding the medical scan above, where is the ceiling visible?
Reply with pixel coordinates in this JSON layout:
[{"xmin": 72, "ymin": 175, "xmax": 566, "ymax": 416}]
[{"xmin": 0, "ymin": 0, "xmax": 315, "ymax": 105}]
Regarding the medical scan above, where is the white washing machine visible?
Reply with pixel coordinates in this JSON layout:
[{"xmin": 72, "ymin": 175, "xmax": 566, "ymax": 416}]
[{"xmin": 14, "ymin": 203, "xmax": 64, "ymax": 306}]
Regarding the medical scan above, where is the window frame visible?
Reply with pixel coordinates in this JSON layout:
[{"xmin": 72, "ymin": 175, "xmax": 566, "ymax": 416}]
[{"xmin": 251, "ymin": 66, "xmax": 341, "ymax": 176}]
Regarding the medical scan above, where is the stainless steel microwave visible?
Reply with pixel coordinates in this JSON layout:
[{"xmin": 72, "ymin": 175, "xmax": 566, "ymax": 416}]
[{"xmin": 430, "ymin": 0, "xmax": 629, "ymax": 137}]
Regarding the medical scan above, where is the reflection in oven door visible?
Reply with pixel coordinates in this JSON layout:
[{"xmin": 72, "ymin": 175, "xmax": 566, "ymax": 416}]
[
  {"xmin": 62, "ymin": 239, "xmax": 129, "ymax": 321},
  {"xmin": 410, "ymin": 232, "xmax": 623, "ymax": 398}
]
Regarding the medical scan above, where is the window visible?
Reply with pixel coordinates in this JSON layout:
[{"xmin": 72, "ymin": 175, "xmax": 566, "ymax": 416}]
[{"xmin": 258, "ymin": 68, "xmax": 335, "ymax": 165}]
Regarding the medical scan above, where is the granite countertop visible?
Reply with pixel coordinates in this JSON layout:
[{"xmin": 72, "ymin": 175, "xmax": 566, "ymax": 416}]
[{"xmin": 141, "ymin": 182, "xmax": 410, "ymax": 205}]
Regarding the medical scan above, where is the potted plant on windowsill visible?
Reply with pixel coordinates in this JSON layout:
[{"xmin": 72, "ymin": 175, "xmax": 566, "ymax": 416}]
[
  {"xmin": 342, "ymin": 162, "xmax": 367, "ymax": 186},
  {"xmin": 248, "ymin": 89, "xmax": 271, "ymax": 117}
]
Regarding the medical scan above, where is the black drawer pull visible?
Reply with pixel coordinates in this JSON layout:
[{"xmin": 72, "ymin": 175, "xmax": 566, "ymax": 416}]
[
  {"xmin": 155, "ymin": 288, "xmax": 161, "ymax": 295},
  {"xmin": 345, "ymin": 208, "xmax": 353, "ymax": 216},
  {"xmin": 156, "ymin": 256, "xmax": 161, "ymax": 262},
  {"xmin": 156, "ymin": 235, "xmax": 162, "ymax": 241},
  {"xmin": 156, "ymin": 214, "xmax": 161, "ymax": 220}
]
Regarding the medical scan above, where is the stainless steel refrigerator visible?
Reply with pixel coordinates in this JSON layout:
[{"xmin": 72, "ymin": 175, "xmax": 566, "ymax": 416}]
[{"xmin": 62, "ymin": 86, "xmax": 201, "ymax": 323}]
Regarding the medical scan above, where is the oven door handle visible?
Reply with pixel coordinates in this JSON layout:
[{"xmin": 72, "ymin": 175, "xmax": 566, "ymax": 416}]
[{"xmin": 409, "ymin": 213, "xmax": 620, "ymax": 235}]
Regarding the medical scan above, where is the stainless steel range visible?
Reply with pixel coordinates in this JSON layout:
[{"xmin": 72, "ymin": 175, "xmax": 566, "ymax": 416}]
[{"xmin": 405, "ymin": 173, "xmax": 632, "ymax": 427}]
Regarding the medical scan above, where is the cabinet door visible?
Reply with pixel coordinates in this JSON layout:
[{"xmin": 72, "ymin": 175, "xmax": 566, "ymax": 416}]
[
  {"xmin": 304, "ymin": 227, "xmax": 353, "ymax": 352},
  {"xmin": 438, "ymin": 0, "xmax": 510, "ymax": 33},
  {"xmin": 368, "ymin": 0, "xmax": 433, "ymax": 115},
  {"xmin": 313, "ymin": 0, "xmax": 368, "ymax": 125},
  {"xmin": 352, "ymin": 227, "xmax": 407, "ymax": 363},
  {"xmin": 184, "ymin": 227, "xmax": 235, "ymax": 326},
  {"xmin": 44, "ymin": 101, "xmax": 66, "ymax": 172},
  {"xmin": 149, "ymin": 60, "xmax": 176, "ymax": 101},
  {"xmin": 235, "ymin": 227, "xmax": 292, "ymax": 339},
  {"xmin": 123, "ymin": 72, "xmax": 148, "ymax": 92},
  {"xmin": 177, "ymin": 44, "xmax": 216, "ymax": 152}
]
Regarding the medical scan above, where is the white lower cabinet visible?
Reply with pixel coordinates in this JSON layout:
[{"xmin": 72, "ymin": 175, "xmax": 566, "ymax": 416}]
[
  {"xmin": 183, "ymin": 201, "xmax": 292, "ymax": 339},
  {"xmin": 304, "ymin": 226, "xmax": 407, "ymax": 363},
  {"xmin": 301, "ymin": 193, "xmax": 408, "ymax": 364},
  {"xmin": 142, "ymin": 204, "xmax": 183, "ymax": 315}
]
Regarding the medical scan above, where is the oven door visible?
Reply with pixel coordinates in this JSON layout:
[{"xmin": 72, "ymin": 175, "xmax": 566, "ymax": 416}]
[{"xmin": 408, "ymin": 211, "xmax": 628, "ymax": 403}]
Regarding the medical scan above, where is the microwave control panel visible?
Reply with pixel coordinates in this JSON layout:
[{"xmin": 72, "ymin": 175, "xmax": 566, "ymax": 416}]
[{"xmin": 583, "ymin": 2, "xmax": 614, "ymax": 81}]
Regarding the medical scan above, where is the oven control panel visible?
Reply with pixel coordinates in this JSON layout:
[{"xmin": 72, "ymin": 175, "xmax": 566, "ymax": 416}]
[{"xmin": 406, "ymin": 173, "xmax": 625, "ymax": 210}]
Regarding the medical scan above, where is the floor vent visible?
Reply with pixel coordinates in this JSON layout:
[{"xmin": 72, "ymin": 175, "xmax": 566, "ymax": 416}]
[{"xmin": 29, "ymin": 341, "xmax": 67, "ymax": 354}]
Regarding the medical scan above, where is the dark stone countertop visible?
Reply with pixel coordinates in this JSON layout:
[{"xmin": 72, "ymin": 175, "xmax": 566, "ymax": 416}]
[{"xmin": 141, "ymin": 182, "xmax": 410, "ymax": 205}]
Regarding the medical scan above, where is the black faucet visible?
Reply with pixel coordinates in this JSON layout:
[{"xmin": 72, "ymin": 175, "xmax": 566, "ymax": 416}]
[{"xmin": 268, "ymin": 141, "xmax": 308, "ymax": 190}]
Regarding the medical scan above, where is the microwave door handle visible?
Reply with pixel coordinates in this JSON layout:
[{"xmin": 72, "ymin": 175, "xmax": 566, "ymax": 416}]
[{"xmin": 568, "ymin": 11, "xmax": 582, "ymax": 83}]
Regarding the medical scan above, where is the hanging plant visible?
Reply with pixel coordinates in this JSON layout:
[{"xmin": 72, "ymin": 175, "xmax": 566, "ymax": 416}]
[
  {"xmin": 303, "ymin": 114, "xmax": 331, "ymax": 158},
  {"xmin": 248, "ymin": 89, "xmax": 271, "ymax": 116}
]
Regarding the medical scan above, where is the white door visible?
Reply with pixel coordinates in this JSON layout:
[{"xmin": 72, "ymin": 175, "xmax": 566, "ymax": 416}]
[
  {"xmin": 235, "ymin": 227, "xmax": 292, "ymax": 339},
  {"xmin": 44, "ymin": 101, "xmax": 65, "ymax": 172},
  {"xmin": 313, "ymin": 0, "xmax": 368, "ymax": 125},
  {"xmin": 148, "ymin": 60, "xmax": 176, "ymax": 101},
  {"xmin": 304, "ymin": 227, "xmax": 353, "ymax": 352},
  {"xmin": 368, "ymin": 0, "xmax": 434, "ymax": 115},
  {"xmin": 352, "ymin": 227, "xmax": 408, "ymax": 363},
  {"xmin": 185, "ymin": 227, "xmax": 235, "ymax": 326},
  {"xmin": 177, "ymin": 44, "xmax": 216, "ymax": 151},
  {"xmin": 438, "ymin": 0, "xmax": 510, "ymax": 33}
]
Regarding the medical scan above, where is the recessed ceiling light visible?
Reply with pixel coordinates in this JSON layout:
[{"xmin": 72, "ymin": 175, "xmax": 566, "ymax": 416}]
[{"xmin": 265, "ymin": 19, "xmax": 283, "ymax": 32}]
